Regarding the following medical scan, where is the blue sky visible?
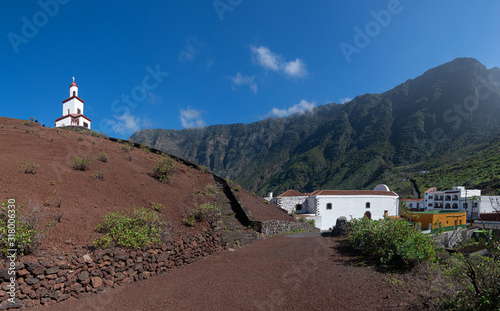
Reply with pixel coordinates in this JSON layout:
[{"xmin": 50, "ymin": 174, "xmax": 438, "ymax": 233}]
[{"xmin": 1, "ymin": 1, "xmax": 499, "ymax": 139}]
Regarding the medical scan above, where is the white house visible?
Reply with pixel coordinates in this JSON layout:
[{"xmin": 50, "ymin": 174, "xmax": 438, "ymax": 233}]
[
  {"xmin": 423, "ymin": 186, "xmax": 481, "ymax": 220},
  {"xmin": 273, "ymin": 184, "xmax": 400, "ymax": 231},
  {"xmin": 479, "ymin": 196, "xmax": 500, "ymax": 215},
  {"xmin": 54, "ymin": 78, "xmax": 91, "ymax": 129},
  {"xmin": 403, "ymin": 198, "xmax": 425, "ymax": 211}
]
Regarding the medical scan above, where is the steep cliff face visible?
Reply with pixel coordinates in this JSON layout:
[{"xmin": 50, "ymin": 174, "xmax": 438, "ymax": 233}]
[{"xmin": 131, "ymin": 58, "xmax": 500, "ymax": 194}]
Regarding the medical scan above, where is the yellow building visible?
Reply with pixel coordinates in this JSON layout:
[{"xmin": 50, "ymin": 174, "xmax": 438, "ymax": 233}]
[{"xmin": 406, "ymin": 211, "xmax": 466, "ymax": 232}]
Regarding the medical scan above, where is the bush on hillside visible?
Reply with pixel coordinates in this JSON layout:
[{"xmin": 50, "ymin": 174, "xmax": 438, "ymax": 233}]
[
  {"xmin": 0, "ymin": 201, "xmax": 53, "ymax": 257},
  {"xmin": 347, "ymin": 216, "xmax": 436, "ymax": 268},
  {"xmin": 153, "ymin": 155, "xmax": 176, "ymax": 183},
  {"xmin": 72, "ymin": 156, "xmax": 93, "ymax": 171},
  {"xmin": 93, "ymin": 207, "xmax": 166, "ymax": 249},
  {"xmin": 183, "ymin": 203, "xmax": 220, "ymax": 227},
  {"xmin": 19, "ymin": 157, "xmax": 39, "ymax": 174}
]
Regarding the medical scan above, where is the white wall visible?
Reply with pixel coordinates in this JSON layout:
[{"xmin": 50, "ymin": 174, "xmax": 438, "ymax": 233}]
[
  {"xmin": 313, "ymin": 195, "xmax": 399, "ymax": 230},
  {"xmin": 62, "ymin": 98, "xmax": 84, "ymax": 116},
  {"xmin": 480, "ymin": 196, "xmax": 500, "ymax": 214},
  {"xmin": 55, "ymin": 116, "xmax": 71, "ymax": 127}
]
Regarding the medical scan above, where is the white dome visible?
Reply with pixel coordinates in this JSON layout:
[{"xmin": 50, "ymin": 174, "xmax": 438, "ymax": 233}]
[{"xmin": 374, "ymin": 184, "xmax": 390, "ymax": 191}]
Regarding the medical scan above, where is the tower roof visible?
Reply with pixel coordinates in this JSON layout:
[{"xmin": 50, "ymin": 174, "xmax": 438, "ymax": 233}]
[{"xmin": 69, "ymin": 81, "xmax": 78, "ymax": 88}]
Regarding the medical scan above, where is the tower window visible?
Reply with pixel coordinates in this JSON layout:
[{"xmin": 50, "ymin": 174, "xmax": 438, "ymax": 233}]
[
  {"xmin": 366, "ymin": 202, "xmax": 370, "ymax": 208},
  {"xmin": 73, "ymin": 91, "xmax": 76, "ymax": 96},
  {"xmin": 326, "ymin": 203, "xmax": 332, "ymax": 210},
  {"xmin": 77, "ymin": 108, "xmax": 81, "ymax": 114}
]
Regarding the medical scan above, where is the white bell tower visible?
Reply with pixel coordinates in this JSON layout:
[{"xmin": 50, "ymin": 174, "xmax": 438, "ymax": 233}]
[{"xmin": 54, "ymin": 77, "xmax": 92, "ymax": 129}]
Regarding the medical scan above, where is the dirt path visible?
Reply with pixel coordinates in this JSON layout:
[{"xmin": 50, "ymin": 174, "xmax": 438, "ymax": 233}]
[{"xmin": 35, "ymin": 234, "xmax": 413, "ymax": 311}]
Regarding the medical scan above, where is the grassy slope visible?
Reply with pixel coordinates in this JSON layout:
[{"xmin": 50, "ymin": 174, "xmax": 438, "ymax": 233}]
[{"xmin": 373, "ymin": 136, "xmax": 500, "ymax": 197}]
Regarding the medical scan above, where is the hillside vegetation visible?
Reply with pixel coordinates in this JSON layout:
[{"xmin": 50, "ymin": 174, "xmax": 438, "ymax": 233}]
[{"xmin": 131, "ymin": 58, "xmax": 500, "ymax": 195}]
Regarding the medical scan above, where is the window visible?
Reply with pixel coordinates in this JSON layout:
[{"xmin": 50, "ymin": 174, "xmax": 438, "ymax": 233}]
[
  {"xmin": 83, "ymin": 122, "xmax": 88, "ymax": 128},
  {"xmin": 68, "ymin": 109, "xmax": 70, "ymax": 114},
  {"xmin": 73, "ymin": 91, "xmax": 76, "ymax": 96},
  {"xmin": 365, "ymin": 202, "xmax": 370, "ymax": 209},
  {"xmin": 429, "ymin": 203, "xmax": 433, "ymax": 207},
  {"xmin": 429, "ymin": 196, "xmax": 433, "ymax": 199},
  {"xmin": 296, "ymin": 204, "xmax": 302, "ymax": 211},
  {"xmin": 77, "ymin": 108, "xmax": 81, "ymax": 114},
  {"xmin": 326, "ymin": 203, "xmax": 332, "ymax": 210}
]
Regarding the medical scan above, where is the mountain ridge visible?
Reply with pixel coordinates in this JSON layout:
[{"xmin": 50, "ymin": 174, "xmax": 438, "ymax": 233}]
[{"xmin": 131, "ymin": 58, "xmax": 500, "ymax": 195}]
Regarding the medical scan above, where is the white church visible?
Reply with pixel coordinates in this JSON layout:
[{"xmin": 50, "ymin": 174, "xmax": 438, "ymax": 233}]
[{"xmin": 54, "ymin": 78, "xmax": 91, "ymax": 129}]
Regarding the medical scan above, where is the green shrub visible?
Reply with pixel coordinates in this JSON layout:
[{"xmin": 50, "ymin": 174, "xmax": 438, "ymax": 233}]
[
  {"xmin": 124, "ymin": 152, "xmax": 133, "ymax": 161},
  {"xmin": 0, "ymin": 201, "xmax": 50, "ymax": 257},
  {"xmin": 77, "ymin": 136, "xmax": 84, "ymax": 141},
  {"xmin": 121, "ymin": 144, "xmax": 132, "ymax": 152},
  {"xmin": 93, "ymin": 207, "xmax": 166, "ymax": 249},
  {"xmin": 72, "ymin": 156, "xmax": 93, "ymax": 171},
  {"xmin": 347, "ymin": 216, "xmax": 436, "ymax": 268},
  {"xmin": 298, "ymin": 216, "xmax": 315, "ymax": 227},
  {"xmin": 153, "ymin": 155, "xmax": 176, "ymax": 183},
  {"xmin": 19, "ymin": 158, "xmax": 39, "ymax": 174},
  {"xmin": 183, "ymin": 203, "xmax": 220, "ymax": 227},
  {"xmin": 150, "ymin": 202, "xmax": 164, "ymax": 212},
  {"xmin": 97, "ymin": 151, "xmax": 109, "ymax": 162},
  {"xmin": 91, "ymin": 169, "xmax": 106, "ymax": 181},
  {"xmin": 140, "ymin": 144, "xmax": 151, "ymax": 153}
]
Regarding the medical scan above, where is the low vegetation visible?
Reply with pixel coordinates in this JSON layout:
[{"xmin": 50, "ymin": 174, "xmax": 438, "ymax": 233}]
[
  {"xmin": 91, "ymin": 169, "xmax": 106, "ymax": 181},
  {"xmin": 19, "ymin": 157, "xmax": 39, "ymax": 174},
  {"xmin": 72, "ymin": 156, "xmax": 93, "ymax": 171},
  {"xmin": 183, "ymin": 203, "xmax": 220, "ymax": 227},
  {"xmin": 0, "ymin": 201, "xmax": 55, "ymax": 257},
  {"xmin": 347, "ymin": 216, "xmax": 436, "ymax": 268},
  {"xmin": 97, "ymin": 151, "xmax": 109, "ymax": 162},
  {"xmin": 153, "ymin": 155, "xmax": 176, "ymax": 183},
  {"xmin": 345, "ymin": 214, "xmax": 500, "ymax": 310},
  {"xmin": 93, "ymin": 207, "xmax": 167, "ymax": 249}
]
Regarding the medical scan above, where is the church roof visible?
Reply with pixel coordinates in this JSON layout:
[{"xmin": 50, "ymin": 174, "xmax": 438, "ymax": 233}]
[
  {"xmin": 277, "ymin": 190, "xmax": 307, "ymax": 197},
  {"xmin": 309, "ymin": 190, "xmax": 398, "ymax": 197},
  {"xmin": 62, "ymin": 95, "xmax": 85, "ymax": 103},
  {"xmin": 69, "ymin": 81, "xmax": 78, "ymax": 88}
]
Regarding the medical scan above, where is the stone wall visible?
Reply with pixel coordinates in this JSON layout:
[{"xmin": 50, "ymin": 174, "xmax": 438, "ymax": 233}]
[
  {"xmin": 0, "ymin": 232, "xmax": 222, "ymax": 309},
  {"xmin": 252, "ymin": 220, "xmax": 319, "ymax": 236}
]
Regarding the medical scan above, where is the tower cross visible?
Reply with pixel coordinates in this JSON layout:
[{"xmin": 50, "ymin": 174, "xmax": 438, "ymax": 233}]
[{"xmin": 72, "ymin": 76, "xmax": 75, "ymax": 82}]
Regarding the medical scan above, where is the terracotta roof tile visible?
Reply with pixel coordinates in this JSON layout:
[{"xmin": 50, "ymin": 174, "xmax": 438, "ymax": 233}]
[
  {"xmin": 277, "ymin": 190, "xmax": 307, "ymax": 197},
  {"xmin": 310, "ymin": 190, "xmax": 398, "ymax": 197}
]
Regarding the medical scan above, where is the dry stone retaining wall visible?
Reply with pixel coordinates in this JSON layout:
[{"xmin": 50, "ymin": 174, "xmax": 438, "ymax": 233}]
[
  {"xmin": 252, "ymin": 220, "xmax": 319, "ymax": 236},
  {"xmin": 0, "ymin": 232, "xmax": 222, "ymax": 309}
]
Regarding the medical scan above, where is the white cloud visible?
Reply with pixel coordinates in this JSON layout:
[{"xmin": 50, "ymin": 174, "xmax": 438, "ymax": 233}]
[
  {"xmin": 230, "ymin": 72, "xmax": 258, "ymax": 93},
  {"xmin": 251, "ymin": 46, "xmax": 280, "ymax": 71},
  {"xmin": 284, "ymin": 59, "xmax": 307, "ymax": 77},
  {"xmin": 179, "ymin": 107, "xmax": 206, "ymax": 129},
  {"xmin": 110, "ymin": 108, "xmax": 147, "ymax": 134},
  {"xmin": 250, "ymin": 45, "xmax": 307, "ymax": 78},
  {"xmin": 339, "ymin": 97, "xmax": 352, "ymax": 104},
  {"xmin": 266, "ymin": 100, "xmax": 315, "ymax": 118}
]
